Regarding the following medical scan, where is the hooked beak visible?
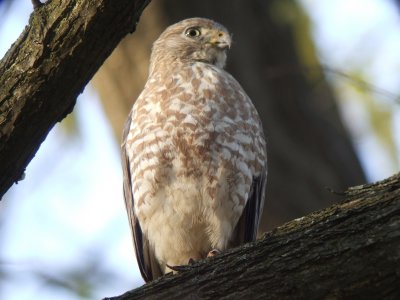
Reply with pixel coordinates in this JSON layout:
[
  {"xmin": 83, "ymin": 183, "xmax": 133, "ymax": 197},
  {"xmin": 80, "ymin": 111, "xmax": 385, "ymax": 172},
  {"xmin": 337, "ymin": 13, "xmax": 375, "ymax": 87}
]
[{"xmin": 209, "ymin": 31, "xmax": 231, "ymax": 50}]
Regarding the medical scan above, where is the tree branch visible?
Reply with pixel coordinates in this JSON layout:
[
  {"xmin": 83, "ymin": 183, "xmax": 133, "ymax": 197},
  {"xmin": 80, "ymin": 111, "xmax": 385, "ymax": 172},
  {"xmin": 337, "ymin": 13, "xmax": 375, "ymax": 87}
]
[
  {"xmin": 0, "ymin": 0, "xmax": 150, "ymax": 199},
  {"xmin": 106, "ymin": 173, "xmax": 400, "ymax": 299}
]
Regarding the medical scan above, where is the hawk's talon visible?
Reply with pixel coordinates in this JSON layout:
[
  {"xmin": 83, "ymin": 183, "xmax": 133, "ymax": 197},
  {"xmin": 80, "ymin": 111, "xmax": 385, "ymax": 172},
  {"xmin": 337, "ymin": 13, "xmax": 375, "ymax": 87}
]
[
  {"xmin": 166, "ymin": 263, "xmax": 194, "ymax": 273},
  {"xmin": 207, "ymin": 249, "xmax": 221, "ymax": 257}
]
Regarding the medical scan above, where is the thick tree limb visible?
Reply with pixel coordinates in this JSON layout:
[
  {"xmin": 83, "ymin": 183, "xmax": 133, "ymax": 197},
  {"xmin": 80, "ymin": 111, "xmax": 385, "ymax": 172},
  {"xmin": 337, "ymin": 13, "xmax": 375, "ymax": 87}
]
[
  {"xmin": 0, "ymin": 0, "xmax": 150, "ymax": 199},
  {"xmin": 106, "ymin": 173, "xmax": 400, "ymax": 299}
]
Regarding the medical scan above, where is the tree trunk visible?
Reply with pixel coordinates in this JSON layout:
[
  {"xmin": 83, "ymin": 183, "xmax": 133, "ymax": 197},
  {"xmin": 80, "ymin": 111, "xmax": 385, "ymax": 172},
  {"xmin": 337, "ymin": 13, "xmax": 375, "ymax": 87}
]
[
  {"xmin": 92, "ymin": 0, "xmax": 367, "ymax": 232},
  {"xmin": 105, "ymin": 172, "xmax": 400, "ymax": 300},
  {"xmin": 0, "ymin": 0, "xmax": 150, "ymax": 199}
]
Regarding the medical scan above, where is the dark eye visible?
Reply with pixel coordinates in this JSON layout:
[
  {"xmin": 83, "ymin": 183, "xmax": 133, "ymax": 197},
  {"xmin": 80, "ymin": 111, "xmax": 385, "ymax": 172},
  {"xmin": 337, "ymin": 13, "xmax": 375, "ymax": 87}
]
[{"xmin": 185, "ymin": 27, "xmax": 201, "ymax": 38}]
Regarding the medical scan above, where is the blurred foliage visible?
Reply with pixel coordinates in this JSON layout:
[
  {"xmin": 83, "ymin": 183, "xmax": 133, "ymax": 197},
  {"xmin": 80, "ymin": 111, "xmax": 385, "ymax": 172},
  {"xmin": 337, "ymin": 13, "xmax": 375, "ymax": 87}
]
[
  {"xmin": 0, "ymin": 247, "xmax": 126, "ymax": 300},
  {"xmin": 271, "ymin": 0, "xmax": 322, "ymax": 81},
  {"xmin": 34, "ymin": 253, "xmax": 120, "ymax": 299},
  {"xmin": 337, "ymin": 69, "xmax": 398, "ymax": 166},
  {"xmin": 316, "ymin": 61, "xmax": 399, "ymax": 169},
  {"xmin": 62, "ymin": 110, "xmax": 81, "ymax": 139}
]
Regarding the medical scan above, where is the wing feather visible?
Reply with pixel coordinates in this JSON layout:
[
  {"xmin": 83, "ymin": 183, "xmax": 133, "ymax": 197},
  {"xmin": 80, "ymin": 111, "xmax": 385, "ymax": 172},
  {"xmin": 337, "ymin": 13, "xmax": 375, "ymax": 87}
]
[
  {"xmin": 230, "ymin": 169, "xmax": 267, "ymax": 246},
  {"xmin": 121, "ymin": 112, "xmax": 162, "ymax": 282}
]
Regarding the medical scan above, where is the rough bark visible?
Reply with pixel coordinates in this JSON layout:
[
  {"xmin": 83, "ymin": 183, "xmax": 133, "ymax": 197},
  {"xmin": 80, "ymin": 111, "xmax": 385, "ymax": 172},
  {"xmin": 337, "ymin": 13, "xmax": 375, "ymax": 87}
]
[
  {"xmin": 0, "ymin": 0, "xmax": 150, "ymax": 199},
  {"xmin": 105, "ymin": 172, "xmax": 400, "ymax": 300},
  {"xmin": 92, "ymin": 0, "xmax": 366, "ymax": 232}
]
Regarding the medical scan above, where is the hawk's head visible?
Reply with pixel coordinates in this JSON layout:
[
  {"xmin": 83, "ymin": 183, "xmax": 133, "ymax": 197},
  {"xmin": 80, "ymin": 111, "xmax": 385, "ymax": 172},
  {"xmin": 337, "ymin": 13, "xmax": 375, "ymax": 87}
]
[{"xmin": 150, "ymin": 18, "xmax": 232, "ymax": 73}]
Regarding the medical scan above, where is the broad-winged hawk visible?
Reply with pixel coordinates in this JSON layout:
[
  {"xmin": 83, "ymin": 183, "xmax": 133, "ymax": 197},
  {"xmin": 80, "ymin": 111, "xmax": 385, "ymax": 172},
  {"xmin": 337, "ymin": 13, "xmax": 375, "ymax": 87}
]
[{"xmin": 121, "ymin": 17, "xmax": 267, "ymax": 282}]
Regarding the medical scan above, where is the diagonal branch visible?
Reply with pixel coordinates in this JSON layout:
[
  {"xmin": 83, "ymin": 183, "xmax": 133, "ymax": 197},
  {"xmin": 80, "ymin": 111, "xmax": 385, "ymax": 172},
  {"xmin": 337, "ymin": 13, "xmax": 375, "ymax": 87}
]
[
  {"xmin": 0, "ymin": 0, "xmax": 150, "ymax": 199},
  {"xmin": 106, "ymin": 173, "xmax": 400, "ymax": 299}
]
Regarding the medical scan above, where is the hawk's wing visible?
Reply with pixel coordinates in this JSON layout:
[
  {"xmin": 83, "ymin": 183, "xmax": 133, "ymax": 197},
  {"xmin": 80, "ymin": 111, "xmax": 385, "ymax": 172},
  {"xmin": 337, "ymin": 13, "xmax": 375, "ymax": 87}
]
[
  {"xmin": 230, "ymin": 169, "xmax": 267, "ymax": 246},
  {"xmin": 121, "ymin": 112, "xmax": 162, "ymax": 283}
]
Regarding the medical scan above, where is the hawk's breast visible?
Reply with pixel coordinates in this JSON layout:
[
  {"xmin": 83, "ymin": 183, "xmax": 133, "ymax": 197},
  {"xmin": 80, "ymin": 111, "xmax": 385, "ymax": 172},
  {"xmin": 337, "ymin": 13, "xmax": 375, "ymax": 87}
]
[{"xmin": 125, "ymin": 61, "xmax": 266, "ymax": 268}]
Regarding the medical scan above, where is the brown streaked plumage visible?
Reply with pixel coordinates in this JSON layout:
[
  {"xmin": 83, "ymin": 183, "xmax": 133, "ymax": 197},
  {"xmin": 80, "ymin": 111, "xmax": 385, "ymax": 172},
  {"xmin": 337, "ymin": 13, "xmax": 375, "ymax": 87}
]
[{"xmin": 121, "ymin": 17, "xmax": 267, "ymax": 282}]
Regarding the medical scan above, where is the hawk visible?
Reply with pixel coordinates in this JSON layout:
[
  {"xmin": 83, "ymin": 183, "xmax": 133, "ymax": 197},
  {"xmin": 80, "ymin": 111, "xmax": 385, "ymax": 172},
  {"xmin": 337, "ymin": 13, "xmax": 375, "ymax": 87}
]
[{"xmin": 121, "ymin": 17, "xmax": 267, "ymax": 282}]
